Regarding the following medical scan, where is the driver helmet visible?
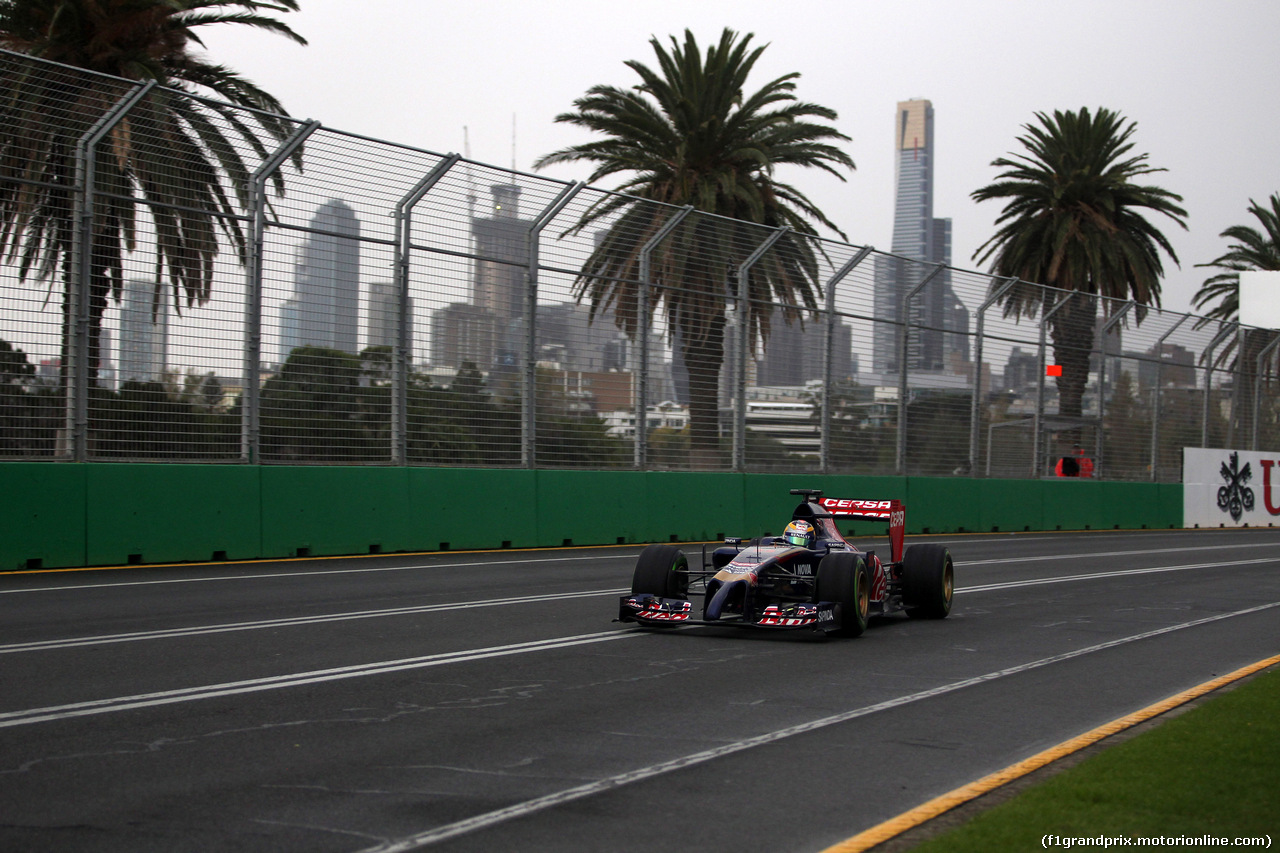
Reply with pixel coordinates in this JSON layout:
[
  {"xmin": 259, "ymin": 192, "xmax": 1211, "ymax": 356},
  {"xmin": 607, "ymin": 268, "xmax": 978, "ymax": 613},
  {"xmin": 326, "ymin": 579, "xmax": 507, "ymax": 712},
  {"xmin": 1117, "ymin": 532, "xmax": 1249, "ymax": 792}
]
[{"xmin": 782, "ymin": 520, "xmax": 816, "ymax": 548}]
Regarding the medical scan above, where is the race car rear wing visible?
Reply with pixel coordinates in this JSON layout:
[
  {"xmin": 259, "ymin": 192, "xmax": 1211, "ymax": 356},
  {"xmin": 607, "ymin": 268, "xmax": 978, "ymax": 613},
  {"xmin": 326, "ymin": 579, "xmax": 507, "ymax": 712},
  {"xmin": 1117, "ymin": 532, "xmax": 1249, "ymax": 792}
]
[{"xmin": 819, "ymin": 498, "xmax": 905, "ymax": 563}]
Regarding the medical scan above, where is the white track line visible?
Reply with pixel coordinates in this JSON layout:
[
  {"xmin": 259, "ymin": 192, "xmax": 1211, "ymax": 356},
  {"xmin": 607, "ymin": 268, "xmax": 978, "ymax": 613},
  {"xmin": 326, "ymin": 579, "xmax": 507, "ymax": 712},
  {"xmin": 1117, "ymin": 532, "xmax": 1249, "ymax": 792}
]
[
  {"xmin": 4, "ymin": 565, "xmax": 1278, "ymax": 731},
  {"xmin": 0, "ymin": 588, "xmax": 630, "ymax": 654},
  {"xmin": 0, "ymin": 630, "xmax": 650, "ymax": 729},
  {"xmin": 964, "ymin": 539, "xmax": 1280, "ymax": 566},
  {"xmin": 0, "ymin": 553, "xmax": 637, "ymax": 595},
  {"xmin": 354, "ymin": 600, "xmax": 1280, "ymax": 852},
  {"xmin": 4, "ymin": 556, "xmax": 1276, "ymax": 655},
  {"xmin": 958, "ymin": 556, "xmax": 1279, "ymax": 593},
  {"xmin": 5, "ymin": 538, "xmax": 1278, "ymax": 595}
]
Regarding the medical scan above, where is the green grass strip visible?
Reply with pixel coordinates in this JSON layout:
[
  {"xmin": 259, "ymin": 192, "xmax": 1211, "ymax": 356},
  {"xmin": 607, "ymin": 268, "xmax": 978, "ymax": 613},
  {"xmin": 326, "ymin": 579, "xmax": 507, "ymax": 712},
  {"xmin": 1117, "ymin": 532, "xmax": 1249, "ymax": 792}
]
[{"xmin": 911, "ymin": 667, "xmax": 1280, "ymax": 851}]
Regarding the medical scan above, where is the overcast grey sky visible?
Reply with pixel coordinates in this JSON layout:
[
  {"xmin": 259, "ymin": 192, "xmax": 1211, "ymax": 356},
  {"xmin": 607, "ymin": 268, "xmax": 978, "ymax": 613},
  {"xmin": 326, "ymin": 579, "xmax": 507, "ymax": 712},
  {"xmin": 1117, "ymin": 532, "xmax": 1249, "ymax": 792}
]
[{"xmin": 200, "ymin": 0, "xmax": 1280, "ymax": 316}]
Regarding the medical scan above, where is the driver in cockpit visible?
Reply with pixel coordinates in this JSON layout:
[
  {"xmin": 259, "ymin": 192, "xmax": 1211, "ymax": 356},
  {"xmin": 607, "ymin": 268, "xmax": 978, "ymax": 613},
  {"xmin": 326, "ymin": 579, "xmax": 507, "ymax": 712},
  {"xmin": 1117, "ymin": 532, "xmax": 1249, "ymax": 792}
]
[{"xmin": 781, "ymin": 519, "xmax": 817, "ymax": 550}]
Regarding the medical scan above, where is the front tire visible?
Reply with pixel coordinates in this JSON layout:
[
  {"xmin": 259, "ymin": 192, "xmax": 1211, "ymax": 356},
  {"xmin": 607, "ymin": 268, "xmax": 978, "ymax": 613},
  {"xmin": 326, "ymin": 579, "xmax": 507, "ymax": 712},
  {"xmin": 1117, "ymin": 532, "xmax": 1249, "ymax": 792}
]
[
  {"xmin": 815, "ymin": 552, "xmax": 870, "ymax": 638},
  {"xmin": 902, "ymin": 544, "xmax": 953, "ymax": 619},
  {"xmin": 632, "ymin": 544, "xmax": 689, "ymax": 599}
]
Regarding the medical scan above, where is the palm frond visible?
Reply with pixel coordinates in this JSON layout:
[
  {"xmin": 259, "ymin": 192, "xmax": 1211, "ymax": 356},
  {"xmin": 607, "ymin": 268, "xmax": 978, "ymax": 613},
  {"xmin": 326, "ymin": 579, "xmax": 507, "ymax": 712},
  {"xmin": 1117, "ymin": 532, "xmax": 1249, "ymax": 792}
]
[
  {"xmin": 1191, "ymin": 193, "xmax": 1280, "ymax": 334},
  {"xmin": 1, "ymin": 0, "xmax": 304, "ymax": 385}
]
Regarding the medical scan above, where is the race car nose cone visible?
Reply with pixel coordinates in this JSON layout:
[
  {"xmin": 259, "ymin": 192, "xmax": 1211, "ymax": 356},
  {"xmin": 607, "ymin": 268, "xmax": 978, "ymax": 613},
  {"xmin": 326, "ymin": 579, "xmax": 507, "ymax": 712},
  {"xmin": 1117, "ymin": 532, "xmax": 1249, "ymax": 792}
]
[{"xmin": 704, "ymin": 578, "xmax": 748, "ymax": 621}]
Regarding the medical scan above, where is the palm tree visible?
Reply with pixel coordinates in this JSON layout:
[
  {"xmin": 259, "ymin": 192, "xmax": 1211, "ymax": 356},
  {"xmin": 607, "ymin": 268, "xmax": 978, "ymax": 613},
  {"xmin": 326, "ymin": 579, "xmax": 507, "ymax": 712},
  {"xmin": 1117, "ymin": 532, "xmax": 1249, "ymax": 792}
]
[
  {"xmin": 1193, "ymin": 194, "xmax": 1280, "ymax": 324},
  {"xmin": 971, "ymin": 107, "xmax": 1187, "ymax": 422},
  {"xmin": 1192, "ymin": 193, "xmax": 1280, "ymax": 442},
  {"xmin": 534, "ymin": 28, "xmax": 854, "ymax": 467},
  {"xmin": 0, "ymin": 0, "xmax": 306, "ymax": 388}
]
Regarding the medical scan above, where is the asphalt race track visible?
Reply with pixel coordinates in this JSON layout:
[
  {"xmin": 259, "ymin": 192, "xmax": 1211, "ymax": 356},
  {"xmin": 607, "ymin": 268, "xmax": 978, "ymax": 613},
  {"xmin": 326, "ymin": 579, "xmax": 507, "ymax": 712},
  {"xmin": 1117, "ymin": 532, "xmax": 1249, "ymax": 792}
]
[{"xmin": 2, "ymin": 528, "xmax": 1278, "ymax": 852}]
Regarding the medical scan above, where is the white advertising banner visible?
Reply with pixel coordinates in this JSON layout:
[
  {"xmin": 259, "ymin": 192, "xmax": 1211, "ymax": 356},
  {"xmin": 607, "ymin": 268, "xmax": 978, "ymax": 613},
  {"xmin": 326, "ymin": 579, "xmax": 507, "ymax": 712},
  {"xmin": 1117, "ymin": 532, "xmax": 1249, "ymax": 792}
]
[{"xmin": 1183, "ymin": 447, "xmax": 1280, "ymax": 528}]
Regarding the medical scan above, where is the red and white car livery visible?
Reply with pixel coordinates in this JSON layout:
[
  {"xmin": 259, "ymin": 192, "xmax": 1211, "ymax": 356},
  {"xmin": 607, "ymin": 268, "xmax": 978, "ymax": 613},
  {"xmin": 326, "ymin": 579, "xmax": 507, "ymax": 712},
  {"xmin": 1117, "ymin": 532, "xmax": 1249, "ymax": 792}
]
[{"xmin": 618, "ymin": 489, "xmax": 954, "ymax": 638}]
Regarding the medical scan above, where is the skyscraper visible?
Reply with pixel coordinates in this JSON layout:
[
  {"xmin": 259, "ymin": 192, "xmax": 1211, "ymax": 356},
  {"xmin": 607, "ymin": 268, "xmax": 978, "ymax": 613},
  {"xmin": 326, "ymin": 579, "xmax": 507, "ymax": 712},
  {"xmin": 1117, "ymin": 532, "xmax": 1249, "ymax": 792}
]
[
  {"xmin": 872, "ymin": 99, "xmax": 970, "ymax": 375},
  {"xmin": 473, "ymin": 184, "xmax": 527, "ymax": 326},
  {"xmin": 279, "ymin": 199, "xmax": 361, "ymax": 361},
  {"xmin": 365, "ymin": 281, "xmax": 412, "ymax": 352},
  {"xmin": 431, "ymin": 184, "xmax": 527, "ymax": 370},
  {"xmin": 118, "ymin": 278, "xmax": 169, "ymax": 383},
  {"xmin": 756, "ymin": 310, "xmax": 853, "ymax": 387},
  {"xmin": 430, "ymin": 302, "xmax": 498, "ymax": 371}
]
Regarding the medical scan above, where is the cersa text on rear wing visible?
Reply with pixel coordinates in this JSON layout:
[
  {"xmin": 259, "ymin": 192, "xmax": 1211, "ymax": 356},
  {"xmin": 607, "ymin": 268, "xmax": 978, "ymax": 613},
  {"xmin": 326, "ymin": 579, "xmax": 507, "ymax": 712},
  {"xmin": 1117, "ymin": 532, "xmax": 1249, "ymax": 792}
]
[{"xmin": 818, "ymin": 497, "xmax": 905, "ymax": 563}]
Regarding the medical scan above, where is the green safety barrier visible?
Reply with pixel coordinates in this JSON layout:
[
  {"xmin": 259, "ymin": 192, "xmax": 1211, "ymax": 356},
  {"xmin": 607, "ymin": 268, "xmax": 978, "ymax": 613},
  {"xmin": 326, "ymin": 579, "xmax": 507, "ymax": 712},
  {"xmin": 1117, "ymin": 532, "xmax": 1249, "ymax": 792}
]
[{"xmin": 0, "ymin": 463, "xmax": 1184, "ymax": 571}]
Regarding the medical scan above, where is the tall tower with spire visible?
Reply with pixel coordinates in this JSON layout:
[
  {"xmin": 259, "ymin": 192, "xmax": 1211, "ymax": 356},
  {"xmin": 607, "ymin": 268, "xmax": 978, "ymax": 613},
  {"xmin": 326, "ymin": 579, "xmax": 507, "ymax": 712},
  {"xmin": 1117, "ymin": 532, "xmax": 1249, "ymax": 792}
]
[{"xmin": 872, "ymin": 99, "xmax": 969, "ymax": 375}]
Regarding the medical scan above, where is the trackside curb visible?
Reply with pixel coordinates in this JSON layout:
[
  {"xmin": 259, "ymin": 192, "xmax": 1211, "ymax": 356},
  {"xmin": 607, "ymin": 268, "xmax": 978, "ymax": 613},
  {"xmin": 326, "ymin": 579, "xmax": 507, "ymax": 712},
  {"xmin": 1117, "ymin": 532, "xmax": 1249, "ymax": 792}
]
[{"xmin": 818, "ymin": 653, "xmax": 1280, "ymax": 853}]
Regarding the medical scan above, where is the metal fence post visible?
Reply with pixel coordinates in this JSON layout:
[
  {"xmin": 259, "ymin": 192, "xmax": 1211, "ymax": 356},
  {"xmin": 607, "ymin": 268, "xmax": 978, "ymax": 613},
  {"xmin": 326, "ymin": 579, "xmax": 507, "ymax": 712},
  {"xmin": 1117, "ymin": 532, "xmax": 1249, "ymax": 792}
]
[
  {"xmin": 1227, "ymin": 326, "xmax": 1245, "ymax": 448},
  {"xmin": 895, "ymin": 262, "xmax": 946, "ymax": 475},
  {"xmin": 636, "ymin": 205, "xmax": 693, "ymax": 469},
  {"xmin": 524, "ymin": 182, "xmax": 585, "ymax": 468},
  {"xmin": 732, "ymin": 226, "xmax": 790, "ymax": 472},
  {"xmin": 1095, "ymin": 300, "xmax": 1134, "ymax": 478},
  {"xmin": 392, "ymin": 154, "xmax": 460, "ymax": 464},
  {"xmin": 1252, "ymin": 331, "xmax": 1280, "ymax": 451},
  {"xmin": 1033, "ymin": 291, "xmax": 1074, "ymax": 478},
  {"xmin": 1149, "ymin": 314, "xmax": 1189, "ymax": 481},
  {"xmin": 68, "ymin": 80, "xmax": 155, "ymax": 461},
  {"xmin": 1200, "ymin": 322, "xmax": 1237, "ymax": 448},
  {"xmin": 819, "ymin": 246, "xmax": 874, "ymax": 473},
  {"xmin": 241, "ymin": 119, "xmax": 320, "ymax": 463},
  {"xmin": 968, "ymin": 276, "xmax": 1018, "ymax": 475}
]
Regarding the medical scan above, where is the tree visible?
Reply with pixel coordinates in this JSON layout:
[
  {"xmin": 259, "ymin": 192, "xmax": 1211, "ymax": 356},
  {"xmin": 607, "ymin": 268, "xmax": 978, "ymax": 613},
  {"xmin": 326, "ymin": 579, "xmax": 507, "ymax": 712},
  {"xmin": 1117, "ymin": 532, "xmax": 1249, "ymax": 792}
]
[
  {"xmin": 359, "ymin": 345, "xmax": 394, "ymax": 386},
  {"xmin": 971, "ymin": 107, "xmax": 1187, "ymax": 422},
  {"xmin": 1193, "ymin": 194, "xmax": 1280, "ymax": 324},
  {"xmin": 407, "ymin": 361, "xmax": 519, "ymax": 466},
  {"xmin": 1192, "ymin": 193, "xmax": 1280, "ymax": 443},
  {"xmin": 814, "ymin": 380, "xmax": 895, "ymax": 475},
  {"xmin": 904, "ymin": 391, "xmax": 972, "ymax": 476},
  {"xmin": 174, "ymin": 369, "xmax": 223, "ymax": 412},
  {"xmin": 1103, "ymin": 370, "xmax": 1150, "ymax": 480},
  {"xmin": 200, "ymin": 373, "xmax": 223, "ymax": 411},
  {"xmin": 94, "ymin": 378, "xmax": 237, "ymax": 458},
  {"xmin": 260, "ymin": 346, "xmax": 369, "ymax": 461},
  {"xmin": 535, "ymin": 28, "xmax": 854, "ymax": 467},
  {"xmin": 0, "ymin": 0, "xmax": 305, "ymax": 388},
  {"xmin": 0, "ymin": 338, "xmax": 34, "ymax": 385},
  {"xmin": 0, "ymin": 338, "xmax": 36, "ymax": 451}
]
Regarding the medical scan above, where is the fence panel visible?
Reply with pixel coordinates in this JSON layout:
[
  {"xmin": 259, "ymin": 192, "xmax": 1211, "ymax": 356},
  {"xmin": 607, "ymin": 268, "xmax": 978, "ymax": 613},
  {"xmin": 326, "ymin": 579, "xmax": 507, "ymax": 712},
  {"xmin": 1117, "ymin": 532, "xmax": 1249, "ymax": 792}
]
[
  {"xmin": 2, "ymin": 48, "xmax": 1274, "ymax": 478},
  {"xmin": 1, "ymin": 53, "xmax": 148, "ymax": 459}
]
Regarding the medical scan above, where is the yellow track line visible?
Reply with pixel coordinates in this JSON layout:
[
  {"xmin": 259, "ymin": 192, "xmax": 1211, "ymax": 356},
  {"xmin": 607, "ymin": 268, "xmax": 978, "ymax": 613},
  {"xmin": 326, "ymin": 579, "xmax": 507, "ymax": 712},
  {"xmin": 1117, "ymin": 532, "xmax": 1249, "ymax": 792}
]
[{"xmin": 820, "ymin": 653, "xmax": 1280, "ymax": 853}]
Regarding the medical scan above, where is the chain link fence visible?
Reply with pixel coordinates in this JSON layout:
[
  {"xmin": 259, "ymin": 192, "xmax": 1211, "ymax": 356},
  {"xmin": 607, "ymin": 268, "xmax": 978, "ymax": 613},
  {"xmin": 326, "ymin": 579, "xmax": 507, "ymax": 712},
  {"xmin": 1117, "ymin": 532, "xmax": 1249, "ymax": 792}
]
[{"xmin": 3, "ymin": 49, "xmax": 1276, "ymax": 479}]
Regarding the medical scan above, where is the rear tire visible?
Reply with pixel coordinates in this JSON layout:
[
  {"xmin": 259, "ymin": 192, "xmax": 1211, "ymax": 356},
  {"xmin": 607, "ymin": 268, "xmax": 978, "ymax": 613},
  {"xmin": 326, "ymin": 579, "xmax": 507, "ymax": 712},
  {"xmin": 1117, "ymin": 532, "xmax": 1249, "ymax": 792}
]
[
  {"xmin": 902, "ymin": 544, "xmax": 953, "ymax": 619},
  {"xmin": 815, "ymin": 552, "xmax": 870, "ymax": 638},
  {"xmin": 632, "ymin": 544, "xmax": 689, "ymax": 599}
]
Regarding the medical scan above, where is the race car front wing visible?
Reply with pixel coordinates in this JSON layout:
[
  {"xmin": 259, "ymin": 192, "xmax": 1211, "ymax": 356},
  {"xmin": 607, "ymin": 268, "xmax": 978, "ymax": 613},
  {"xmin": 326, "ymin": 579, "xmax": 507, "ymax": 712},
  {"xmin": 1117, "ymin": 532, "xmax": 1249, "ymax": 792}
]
[{"xmin": 619, "ymin": 594, "xmax": 842, "ymax": 632}]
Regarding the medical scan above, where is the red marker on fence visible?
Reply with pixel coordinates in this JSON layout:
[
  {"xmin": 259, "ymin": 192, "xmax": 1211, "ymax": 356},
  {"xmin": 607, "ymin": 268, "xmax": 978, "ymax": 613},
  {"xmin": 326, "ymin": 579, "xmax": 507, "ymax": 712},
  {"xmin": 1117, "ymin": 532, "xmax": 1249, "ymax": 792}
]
[{"xmin": 1046, "ymin": 365, "xmax": 1063, "ymax": 376}]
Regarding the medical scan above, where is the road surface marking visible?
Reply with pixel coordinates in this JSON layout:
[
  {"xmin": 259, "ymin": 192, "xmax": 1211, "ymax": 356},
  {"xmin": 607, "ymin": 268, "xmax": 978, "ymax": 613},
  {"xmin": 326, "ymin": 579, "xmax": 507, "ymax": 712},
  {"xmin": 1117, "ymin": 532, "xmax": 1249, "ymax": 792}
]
[
  {"xmin": 351, "ymin": 602, "xmax": 1280, "ymax": 852},
  {"xmin": 818, "ymin": 653, "xmax": 1280, "ymax": 853}
]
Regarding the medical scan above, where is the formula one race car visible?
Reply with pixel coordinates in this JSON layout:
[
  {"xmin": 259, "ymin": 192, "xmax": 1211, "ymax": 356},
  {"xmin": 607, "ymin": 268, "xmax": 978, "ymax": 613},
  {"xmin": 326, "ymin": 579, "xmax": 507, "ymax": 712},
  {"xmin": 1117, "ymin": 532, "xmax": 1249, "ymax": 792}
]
[{"xmin": 618, "ymin": 489, "xmax": 954, "ymax": 637}]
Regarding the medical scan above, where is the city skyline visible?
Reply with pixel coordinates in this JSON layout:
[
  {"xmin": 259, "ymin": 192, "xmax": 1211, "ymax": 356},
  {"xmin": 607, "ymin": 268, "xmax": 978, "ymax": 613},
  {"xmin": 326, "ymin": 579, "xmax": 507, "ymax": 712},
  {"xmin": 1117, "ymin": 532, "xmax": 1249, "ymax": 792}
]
[
  {"xmin": 195, "ymin": 0, "xmax": 1280, "ymax": 318},
  {"xmin": 0, "ymin": 115, "xmax": 1225, "ymax": 401},
  {"xmin": 430, "ymin": 184, "xmax": 524, "ymax": 373},
  {"xmin": 429, "ymin": 184, "xmax": 657, "ymax": 398}
]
